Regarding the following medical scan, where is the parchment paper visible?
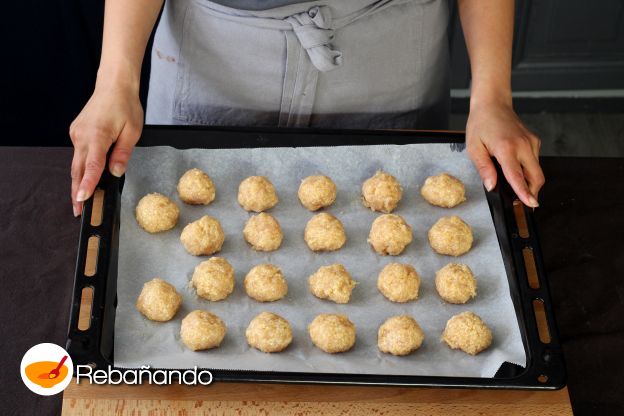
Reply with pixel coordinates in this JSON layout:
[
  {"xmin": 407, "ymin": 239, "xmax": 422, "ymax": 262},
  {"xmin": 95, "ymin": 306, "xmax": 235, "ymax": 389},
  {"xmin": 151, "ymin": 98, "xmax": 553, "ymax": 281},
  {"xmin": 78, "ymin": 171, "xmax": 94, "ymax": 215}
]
[{"xmin": 115, "ymin": 144, "xmax": 526, "ymax": 377}]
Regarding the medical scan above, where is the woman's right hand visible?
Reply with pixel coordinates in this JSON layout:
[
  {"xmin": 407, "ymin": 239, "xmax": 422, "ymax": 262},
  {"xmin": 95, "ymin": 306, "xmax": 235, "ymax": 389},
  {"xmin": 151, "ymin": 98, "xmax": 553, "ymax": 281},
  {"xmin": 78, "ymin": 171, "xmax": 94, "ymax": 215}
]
[{"xmin": 69, "ymin": 80, "xmax": 144, "ymax": 216}]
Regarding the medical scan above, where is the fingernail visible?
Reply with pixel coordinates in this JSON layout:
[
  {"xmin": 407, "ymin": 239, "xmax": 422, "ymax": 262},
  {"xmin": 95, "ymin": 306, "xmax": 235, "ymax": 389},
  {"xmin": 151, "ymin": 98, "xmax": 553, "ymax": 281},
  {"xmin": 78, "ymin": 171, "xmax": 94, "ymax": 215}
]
[
  {"xmin": 528, "ymin": 195, "xmax": 539, "ymax": 208},
  {"xmin": 111, "ymin": 163, "xmax": 125, "ymax": 178},
  {"xmin": 484, "ymin": 178, "xmax": 495, "ymax": 192},
  {"xmin": 73, "ymin": 206, "xmax": 80, "ymax": 217},
  {"xmin": 76, "ymin": 189, "xmax": 88, "ymax": 202}
]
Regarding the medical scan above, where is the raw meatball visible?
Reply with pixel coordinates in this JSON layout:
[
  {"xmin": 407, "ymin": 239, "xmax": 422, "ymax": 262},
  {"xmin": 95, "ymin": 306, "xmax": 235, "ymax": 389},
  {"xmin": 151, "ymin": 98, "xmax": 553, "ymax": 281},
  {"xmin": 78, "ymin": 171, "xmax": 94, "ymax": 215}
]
[
  {"xmin": 191, "ymin": 257, "xmax": 235, "ymax": 301},
  {"xmin": 180, "ymin": 310, "xmax": 226, "ymax": 351},
  {"xmin": 135, "ymin": 193, "xmax": 179, "ymax": 233},
  {"xmin": 243, "ymin": 213, "xmax": 283, "ymax": 252},
  {"xmin": 244, "ymin": 264, "xmax": 288, "ymax": 302},
  {"xmin": 420, "ymin": 173, "xmax": 466, "ymax": 208},
  {"xmin": 245, "ymin": 312, "xmax": 293, "ymax": 353},
  {"xmin": 361, "ymin": 171, "xmax": 403, "ymax": 213},
  {"xmin": 377, "ymin": 263, "xmax": 420, "ymax": 303},
  {"xmin": 435, "ymin": 263, "xmax": 477, "ymax": 304},
  {"xmin": 378, "ymin": 315, "xmax": 425, "ymax": 356},
  {"xmin": 177, "ymin": 168, "xmax": 216, "ymax": 205},
  {"xmin": 180, "ymin": 215, "xmax": 225, "ymax": 256},
  {"xmin": 308, "ymin": 314, "xmax": 356, "ymax": 353},
  {"xmin": 136, "ymin": 278, "xmax": 182, "ymax": 322},
  {"xmin": 238, "ymin": 176, "xmax": 278, "ymax": 212},
  {"xmin": 442, "ymin": 311, "xmax": 492, "ymax": 355},
  {"xmin": 428, "ymin": 216, "xmax": 473, "ymax": 256},
  {"xmin": 368, "ymin": 214, "xmax": 413, "ymax": 255},
  {"xmin": 298, "ymin": 175, "xmax": 337, "ymax": 211},
  {"xmin": 304, "ymin": 213, "xmax": 346, "ymax": 252},
  {"xmin": 308, "ymin": 264, "xmax": 357, "ymax": 304}
]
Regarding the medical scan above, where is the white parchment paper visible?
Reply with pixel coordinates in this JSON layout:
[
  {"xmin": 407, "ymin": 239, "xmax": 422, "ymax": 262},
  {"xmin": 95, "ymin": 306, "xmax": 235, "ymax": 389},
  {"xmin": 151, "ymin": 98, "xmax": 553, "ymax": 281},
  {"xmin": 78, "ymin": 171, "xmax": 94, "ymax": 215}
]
[{"xmin": 114, "ymin": 144, "xmax": 526, "ymax": 377}]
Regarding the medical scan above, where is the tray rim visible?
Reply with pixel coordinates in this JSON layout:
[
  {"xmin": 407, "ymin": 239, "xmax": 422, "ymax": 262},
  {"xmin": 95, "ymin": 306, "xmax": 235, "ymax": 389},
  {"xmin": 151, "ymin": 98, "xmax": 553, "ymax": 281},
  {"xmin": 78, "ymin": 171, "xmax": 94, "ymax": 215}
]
[{"xmin": 66, "ymin": 125, "xmax": 566, "ymax": 390}]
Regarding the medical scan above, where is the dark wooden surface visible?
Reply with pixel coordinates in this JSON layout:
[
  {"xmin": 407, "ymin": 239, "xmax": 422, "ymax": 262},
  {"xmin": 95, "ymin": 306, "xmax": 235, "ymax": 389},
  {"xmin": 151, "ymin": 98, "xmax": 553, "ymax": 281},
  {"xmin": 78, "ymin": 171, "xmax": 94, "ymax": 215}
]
[
  {"xmin": 534, "ymin": 157, "xmax": 624, "ymax": 415},
  {"xmin": 0, "ymin": 148, "xmax": 622, "ymax": 415}
]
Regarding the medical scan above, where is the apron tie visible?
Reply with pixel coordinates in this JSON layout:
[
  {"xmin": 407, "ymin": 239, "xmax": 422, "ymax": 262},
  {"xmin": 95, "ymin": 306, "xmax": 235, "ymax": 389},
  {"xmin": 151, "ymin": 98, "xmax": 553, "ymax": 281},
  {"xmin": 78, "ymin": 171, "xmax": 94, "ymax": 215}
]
[{"xmin": 285, "ymin": 6, "xmax": 343, "ymax": 72}]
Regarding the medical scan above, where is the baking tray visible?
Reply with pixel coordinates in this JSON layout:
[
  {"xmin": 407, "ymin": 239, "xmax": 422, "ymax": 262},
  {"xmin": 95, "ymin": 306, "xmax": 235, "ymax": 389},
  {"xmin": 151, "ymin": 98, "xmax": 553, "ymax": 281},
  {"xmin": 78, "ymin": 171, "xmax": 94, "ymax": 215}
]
[{"xmin": 66, "ymin": 126, "xmax": 566, "ymax": 389}]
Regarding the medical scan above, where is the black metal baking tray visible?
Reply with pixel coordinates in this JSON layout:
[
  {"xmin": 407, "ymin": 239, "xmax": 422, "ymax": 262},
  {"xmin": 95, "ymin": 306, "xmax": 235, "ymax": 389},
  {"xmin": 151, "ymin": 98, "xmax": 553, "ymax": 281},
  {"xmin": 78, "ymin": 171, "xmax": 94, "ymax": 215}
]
[{"xmin": 66, "ymin": 126, "xmax": 566, "ymax": 389}]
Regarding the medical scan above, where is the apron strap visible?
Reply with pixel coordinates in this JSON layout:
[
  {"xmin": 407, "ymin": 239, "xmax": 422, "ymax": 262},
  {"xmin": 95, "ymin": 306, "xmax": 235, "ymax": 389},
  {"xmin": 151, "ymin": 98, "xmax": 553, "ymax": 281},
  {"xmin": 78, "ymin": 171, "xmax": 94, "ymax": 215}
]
[
  {"xmin": 193, "ymin": 0, "xmax": 413, "ymax": 72},
  {"xmin": 190, "ymin": 0, "xmax": 418, "ymax": 127},
  {"xmin": 279, "ymin": 31, "xmax": 319, "ymax": 127}
]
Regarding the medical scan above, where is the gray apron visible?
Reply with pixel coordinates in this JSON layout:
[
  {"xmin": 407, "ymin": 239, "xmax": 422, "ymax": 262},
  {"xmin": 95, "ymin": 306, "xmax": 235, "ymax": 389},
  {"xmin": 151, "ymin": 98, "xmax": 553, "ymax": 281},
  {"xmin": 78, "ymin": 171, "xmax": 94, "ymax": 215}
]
[{"xmin": 146, "ymin": 0, "xmax": 450, "ymax": 129}]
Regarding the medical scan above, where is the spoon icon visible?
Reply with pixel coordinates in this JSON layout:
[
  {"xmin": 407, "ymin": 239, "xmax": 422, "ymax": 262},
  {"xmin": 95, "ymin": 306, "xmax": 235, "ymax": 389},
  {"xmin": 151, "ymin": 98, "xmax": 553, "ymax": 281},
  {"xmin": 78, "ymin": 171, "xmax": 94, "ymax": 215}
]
[{"xmin": 38, "ymin": 355, "xmax": 68, "ymax": 380}]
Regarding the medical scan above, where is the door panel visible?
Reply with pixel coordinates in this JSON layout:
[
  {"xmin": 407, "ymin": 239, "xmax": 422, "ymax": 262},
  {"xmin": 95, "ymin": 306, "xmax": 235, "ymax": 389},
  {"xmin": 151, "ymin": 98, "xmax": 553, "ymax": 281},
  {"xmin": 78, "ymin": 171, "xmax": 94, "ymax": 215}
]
[{"xmin": 450, "ymin": 0, "xmax": 624, "ymax": 91}]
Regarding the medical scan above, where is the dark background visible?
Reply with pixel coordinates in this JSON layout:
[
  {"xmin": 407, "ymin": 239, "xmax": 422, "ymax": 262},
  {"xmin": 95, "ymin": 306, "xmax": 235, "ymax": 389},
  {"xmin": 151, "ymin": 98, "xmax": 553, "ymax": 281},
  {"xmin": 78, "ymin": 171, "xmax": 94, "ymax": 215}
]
[
  {"xmin": 2, "ymin": 1, "xmax": 103, "ymax": 146},
  {"xmin": 1, "ymin": 0, "xmax": 151, "ymax": 147},
  {"xmin": 1, "ymin": 1, "xmax": 623, "ymax": 415}
]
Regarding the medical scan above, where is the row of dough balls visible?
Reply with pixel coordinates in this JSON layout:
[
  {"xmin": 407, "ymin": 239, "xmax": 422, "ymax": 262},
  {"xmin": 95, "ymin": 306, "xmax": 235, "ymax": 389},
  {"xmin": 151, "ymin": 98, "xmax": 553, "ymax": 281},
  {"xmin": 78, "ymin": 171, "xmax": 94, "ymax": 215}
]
[
  {"xmin": 236, "ymin": 170, "xmax": 466, "ymax": 212},
  {"xmin": 136, "ymin": 203, "xmax": 474, "ymax": 257},
  {"xmin": 162, "ymin": 168, "xmax": 465, "ymax": 212},
  {"xmin": 143, "ymin": 260, "xmax": 477, "ymax": 305},
  {"xmin": 135, "ymin": 167, "xmax": 472, "ymax": 256},
  {"xmin": 137, "ymin": 263, "xmax": 480, "ymax": 349},
  {"xmin": 137, "ymin": 281, "xmax": 491, "ymax": 357}
]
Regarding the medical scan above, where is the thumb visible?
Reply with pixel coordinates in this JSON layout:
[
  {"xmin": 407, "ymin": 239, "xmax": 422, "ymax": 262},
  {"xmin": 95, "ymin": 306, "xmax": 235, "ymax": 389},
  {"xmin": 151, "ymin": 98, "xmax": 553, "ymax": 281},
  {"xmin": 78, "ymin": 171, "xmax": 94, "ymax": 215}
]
[
  {"xmin": 108, "ymin": 122, "xmax": 142, "ymax": 177},
  {"xmin": 468, "ymin": 141, "xmax": 498, "ymax": 192}
]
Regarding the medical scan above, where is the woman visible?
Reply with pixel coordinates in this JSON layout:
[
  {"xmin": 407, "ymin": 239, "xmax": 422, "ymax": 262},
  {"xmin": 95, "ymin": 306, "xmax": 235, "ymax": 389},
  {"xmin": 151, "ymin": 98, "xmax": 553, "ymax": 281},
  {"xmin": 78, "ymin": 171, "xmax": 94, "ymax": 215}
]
[{"xmin": 69, "ymin": 0, "xmax": 543, "ymax": 216}]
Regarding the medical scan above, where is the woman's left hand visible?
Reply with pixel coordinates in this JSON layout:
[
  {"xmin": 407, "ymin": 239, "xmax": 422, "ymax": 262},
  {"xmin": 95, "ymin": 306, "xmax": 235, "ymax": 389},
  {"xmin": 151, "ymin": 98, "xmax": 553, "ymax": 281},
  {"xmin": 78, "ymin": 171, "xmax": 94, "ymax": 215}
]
[{"xmin": 465, "ymin": 101, "xmax": 544, "ymax": 207}]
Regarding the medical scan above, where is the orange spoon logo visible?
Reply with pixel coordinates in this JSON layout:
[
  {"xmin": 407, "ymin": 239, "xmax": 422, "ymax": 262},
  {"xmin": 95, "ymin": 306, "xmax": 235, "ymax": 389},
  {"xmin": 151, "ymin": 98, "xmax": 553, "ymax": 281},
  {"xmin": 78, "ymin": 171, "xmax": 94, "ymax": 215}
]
[
  {"xmin": 21, "ymin": 344, "xmax": 73, "ymax": 396},
  {"xmin": 25, "ymin": 355, "xmax": 69, "ymax": 388}
]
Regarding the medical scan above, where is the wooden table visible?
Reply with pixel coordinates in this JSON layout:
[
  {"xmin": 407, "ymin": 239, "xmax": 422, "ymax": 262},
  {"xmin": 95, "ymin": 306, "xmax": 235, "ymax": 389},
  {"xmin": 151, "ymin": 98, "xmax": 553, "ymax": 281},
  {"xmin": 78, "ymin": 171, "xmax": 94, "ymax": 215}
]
[{"xmin": 62, "ymin": 381, "xmax": 572, "ymax": 415}]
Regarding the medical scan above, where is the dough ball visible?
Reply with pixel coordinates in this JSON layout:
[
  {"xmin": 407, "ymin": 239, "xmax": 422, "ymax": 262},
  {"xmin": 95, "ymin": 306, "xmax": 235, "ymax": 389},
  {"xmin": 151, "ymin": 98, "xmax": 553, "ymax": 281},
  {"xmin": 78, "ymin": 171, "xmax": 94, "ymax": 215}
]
[
  {"xmin": 298, "ymin": 175, "xmax": 337, "ymax": 211},
  {"xmin": 361, "ymin": 171, "xmax": 403, "ymax": 213},
  {"xmin": 243, "ymin": 213, "xmax": 283, "ymax": 252},
  {"xmin": 238, "ymin": 176, "xmax": 278, "ymax": 212},
  {"xmin": 180, "ymin": 215, "xmax": 225, "ymax": 256},
  {"xmin": 442, "ymin": 311, "xmax": 492, "ymax": 355},
  {"xmin": 135, "ymin": 193, "xmax": 179, "ymax": 233},
  {"xmin": 420, "ymin": 173, "xmax": 466, "ymax": 208},
  {"xmin": 368, "ymin": 214, "xmax": 413, "ymax": 256},
  {"xmin": 245, "ymin": 312, "xmax": 293, "ymax": 353},
  {"xmin": 191, "ymin": 257, "xmax": 235, "ymax": 301},
  {"xmin": 435, "ymin": 263, "xmax": 477, "ymax": 304},
  {"xmin": 244, "ymin": 264, "xmax": 288, "ymax": 302},
  {"xmin": 136, "ymin": 278, "xmax": 182, "ymax": 322},
  {"xmin": 304, "ymin": 213, "xmax": 346, "ymax": 252},
  {"xmin": 177, "ymin": 168, "xmax": 216, "ymax": 205},
  {"xmin": 377, "ymin": 263, "xmax": 420, "ymax": 303},
  {"xmin": 308, "ymin": 314, "xmax": 356, "ymax": 353},
  {"xmin": 308, "ymin": 264, "xmax": 357, "ymax": 304},
  {"xmin": 428, "ymin": 216, "xmax": 473, "ymax": 256},
  {"xmin": 180, "ymin": 310, "xmax": 226, "ymax": 351},
  {"xmin": 378, "ymin": 315, "xmax": 425, "ymax": 356}
]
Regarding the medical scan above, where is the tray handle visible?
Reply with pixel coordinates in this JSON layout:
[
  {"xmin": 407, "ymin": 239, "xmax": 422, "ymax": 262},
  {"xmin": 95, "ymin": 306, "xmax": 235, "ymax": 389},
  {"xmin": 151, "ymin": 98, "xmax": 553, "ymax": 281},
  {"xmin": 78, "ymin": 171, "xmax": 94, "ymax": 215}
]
[
  {"xmin": 516, "ymin": 201, "xmax": 567, "ymax": 388},
  {"xmin": 66, "ymin": 171, "xmax": 121, "ymax": 370},
  {"xmin": 491, "ymin": 168, "xmax": 566, "ymax": 389}
]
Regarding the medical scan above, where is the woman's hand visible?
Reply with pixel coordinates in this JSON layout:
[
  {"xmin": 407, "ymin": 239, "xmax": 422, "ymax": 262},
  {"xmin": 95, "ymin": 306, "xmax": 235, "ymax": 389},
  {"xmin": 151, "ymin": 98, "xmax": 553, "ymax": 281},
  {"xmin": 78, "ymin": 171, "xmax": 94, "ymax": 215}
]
[
  {"xmin": 69, "ymin": 80, "xmax": 143, "ymax": 216},
  {"xmin": 457, "ymin": 0, "xmax": 543, "ymax": 207},
  {"xmin": 466, "ymin": 101, "xmax": 544, "ymax": 207}
]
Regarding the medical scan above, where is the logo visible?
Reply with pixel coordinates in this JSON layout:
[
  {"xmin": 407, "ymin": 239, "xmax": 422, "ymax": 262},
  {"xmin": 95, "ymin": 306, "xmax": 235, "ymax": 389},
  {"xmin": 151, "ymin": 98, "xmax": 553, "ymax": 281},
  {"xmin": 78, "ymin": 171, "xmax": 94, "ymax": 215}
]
[{"xmin": 20, "ymin": 343, "xmax": 73, "ymax": 396}]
